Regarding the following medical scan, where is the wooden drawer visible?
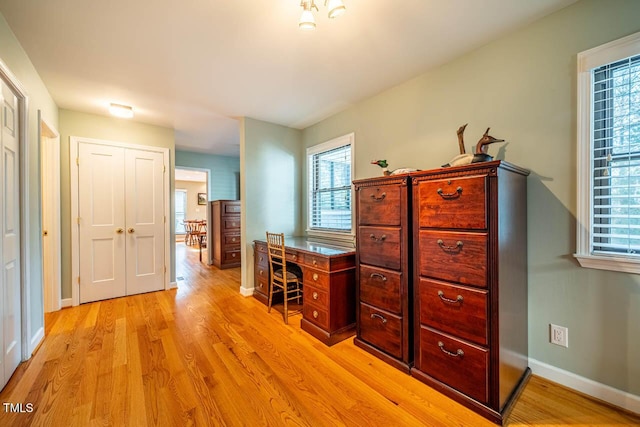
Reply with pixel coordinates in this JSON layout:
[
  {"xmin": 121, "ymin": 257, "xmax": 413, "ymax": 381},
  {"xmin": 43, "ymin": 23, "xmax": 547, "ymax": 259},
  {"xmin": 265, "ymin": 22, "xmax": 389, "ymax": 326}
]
[
  {"xmin": 224, "ymin": 217, "xmax": 240, "ymax": 231},
  {"xmin": 223, "ymin": 249, "xmax": 241, "ymax": 263},
  {"xmin": 224, "ymin": 233, "xmax": 240, "ymax": 246},
  {"xmin": 305, "ymin": 284, "xmax": 329, "ymax": 309},
  {"xmin": 255, "ymin": 251, "xmax": 268, "ymax": 268},
  {"xmin": 303, "ymin": 267, "xmax": 330, "ymax": 290},
  {"xmin": 417, "ymin": 175, "xmax": 487, "ymax": 229},
  {"xmin": 286, "ymin": 251, "xmax": 303, "ymax": 265},
  {"xmin": 222, "ymin": 201, "xmax": 240, "ymax": 214},
  {"xmin": 357, "ymin": 184, "xmax": 402, "ymax": 226},
  {"xmin": 255, "ymin": 242, "xmax": 267, "ymax": 254},
  {"xmin": 359, "ymin": 264, "xmax": 402, "ymax": 314},
  {"xmin": 358, "ymin": 226, "xmax": 401, "ymax": 270},
  {"xmin": 420, "ymin": 278, "xmax": 488, "ymax": 346},
  {"xmin": 304, "ymin": 255, "xmax": 329, "ymax": 270},
  {"xmin": 418, "ymin": 230, "xmax": 487, "ymax": 288},
  {"xmin": 419, "ymin": 326, "xmax": 489, "ymax": 404},
  {"xmin": 254, "ymin": 275, "xmax": 268, "ymax": 296},
  {"xmin": 255, "ymin": 264, "xmax": 269, "ymax": 281},
  {"xmin": 359, "ymin": 303, "xmax": 402, "ymax": 359},
  {"xmin": 303, "ymin": 303, "xmax": 329, "ymax": 329}
]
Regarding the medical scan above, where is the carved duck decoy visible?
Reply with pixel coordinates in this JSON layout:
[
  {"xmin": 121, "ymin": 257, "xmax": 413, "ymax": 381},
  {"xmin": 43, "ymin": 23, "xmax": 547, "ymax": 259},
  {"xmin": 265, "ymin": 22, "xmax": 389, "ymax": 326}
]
[{"xmin": 475, "ymin": 128, "xmax": 504, "ymax": 155}]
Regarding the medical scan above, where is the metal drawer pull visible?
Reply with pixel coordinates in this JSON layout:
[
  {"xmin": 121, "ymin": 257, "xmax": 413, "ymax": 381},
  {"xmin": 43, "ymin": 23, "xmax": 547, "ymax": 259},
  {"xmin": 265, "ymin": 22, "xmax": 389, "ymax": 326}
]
[
  {"xmin": 370, "ymin": 313, "xmax": 387, "ymax": 324},
  {"xmin": 370, "ymin": 192, "xmax": 386, "ymax": 201},
  {"xmin": 370, "ymin": 272, "xmax": 387, "ymax": 282},
  {"xmin": 259, "ymin": 270, "xmax": 264, "ymax": 275},
  {"xmin": 313, "ymin": 273, "xmax": 319, "ymax": 281},
  {"xmin": 232, "ymin": 253, "xmax": 236, "ymax": 258},
  {"xmin": 259, "ymin": 256, "xmax": 263, "ymax": 262},
  {"xmin": 438, "ymin": 341, "xmax": 464, "ymax": 357},
  {"xmin": 438, "ymin": 290, "xmax": 463, "ymax": 304},
  {"xmin": 312, "ymin": 259, "xmax": 317, "ymax": 266},
  {"xmin": 312, "ymin": 292, "xmax": 319, "ymax": 300},
  {"xmin": 231, "ymin": 237, "xmax": 236, "ymax": 242},
  {"xmin": 437, "ymin": 186, "xmax": 463, "ymax": 199},
  {"xmin": 313, "ymin": 310, "xmax": 319, "ymax": 319},
  {"xmin": 437, "ymin": 239, "xmax": 463, "ymax": 251},
  {"xmin": 369, "ymin": 234, "xmax": 387, "ymax": 242}
]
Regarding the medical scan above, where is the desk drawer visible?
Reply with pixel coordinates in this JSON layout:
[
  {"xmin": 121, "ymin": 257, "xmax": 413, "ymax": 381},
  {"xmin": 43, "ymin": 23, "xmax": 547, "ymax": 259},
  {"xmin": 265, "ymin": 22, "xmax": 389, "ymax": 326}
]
[
  {"xmin": 303, "ymin": 267, "xmax": 330, "ymax": 290},
  {"xmin": 254, "ymin": 275, "xmax": 268, "ymax": 297},
  {"xmin": 255, "ymin": 264, "xmax": 269, "ymax": 281},
  {"xmin": 305, "ymin": 255, "xmax": 329, "ymax": 270},
  {"xmin": 358, "ymin": 226, "xmax": 401, "ymax": 270},
  {"xmin": 222, "ymin": 201, "xmax": 240, "ymax": 214},
  {"xmin": 286, "ymin": 251, "xmax": 303, "ymax": 265},
  {"xmin": 303, "ymin": 304, "xmax": 329, "ymax": 329},
  {"xmin": 418, "ymin": 230, "xmax": 487, "ymax": 288},
  {"xmin": 420, "ymin": 278, "xmax": 488, "ymax": 346},
  {"xmin": 359, "ymin": 303, "xmax": 402, "ymax": 359},
  {"xmin": 416, "ymin": 175, "xmax": 487, "ymax": 229},
  {"xmin": 359, "ymin": 265, "xmax": 402, "ymax": 314},
  {"xmin": 357, "ymin": 184, "xmax": 402, "ymax": 226},
  {"xmin": 305, "ymin": 284, "xmax": 328, "ymax": 309},
  {"xmin": 419, "ymin": 326, "xmax": 489, "ymax": 404},
  {"xmin": 255, "ymin": 252, "xmax": 268, "ymax": 268}
]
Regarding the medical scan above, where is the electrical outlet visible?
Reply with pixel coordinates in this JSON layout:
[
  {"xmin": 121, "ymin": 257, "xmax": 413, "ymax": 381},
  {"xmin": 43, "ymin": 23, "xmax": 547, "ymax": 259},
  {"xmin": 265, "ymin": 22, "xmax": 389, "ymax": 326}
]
[{"xmin": 550, "ymin": 324, "xmax": 568, "ymax": 348}]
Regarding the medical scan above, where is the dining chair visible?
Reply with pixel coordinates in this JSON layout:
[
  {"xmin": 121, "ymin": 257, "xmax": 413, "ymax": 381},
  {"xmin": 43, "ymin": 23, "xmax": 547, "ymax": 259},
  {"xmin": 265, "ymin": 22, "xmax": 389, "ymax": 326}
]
[{"xmin": 265, "ymin": 232, "xmax": 303, "ymax": 324}]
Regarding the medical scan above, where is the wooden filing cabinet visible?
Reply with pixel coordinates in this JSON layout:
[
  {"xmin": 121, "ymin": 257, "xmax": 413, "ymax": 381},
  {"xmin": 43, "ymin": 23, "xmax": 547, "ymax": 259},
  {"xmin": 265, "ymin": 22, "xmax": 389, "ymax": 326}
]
[
  {"xmin": 210, "ymin": 200, "xmax": 241, "ymax": 269},
  {"xmin": 411, "ymin": 161, "xmax": 529, "ymax": 424},
  {"xmin": 253, "ymin": 238, "xmax": 356, "ymax": 346},
  {"xmin": 353, "ymin": 174, "xmax": 413, "ymax": 372}
]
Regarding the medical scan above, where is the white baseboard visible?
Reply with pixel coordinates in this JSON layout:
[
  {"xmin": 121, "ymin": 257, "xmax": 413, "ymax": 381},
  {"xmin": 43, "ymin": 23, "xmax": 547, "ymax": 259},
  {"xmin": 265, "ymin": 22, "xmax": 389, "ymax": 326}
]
[
  {"xmin": 169, "ymin": 281, "xmax": 177, "ymax": 289},
  {"xmin": 61, "ymin": 298, "xmax": 73, "ymax": 308},
  {"xmin": 529, "ymin": 358, "xmax": 640, "ymax": 414},
  {"xmin": 29, "ymin": 326, "xmax": 44, "ymax": 357},
  {"xmin": 239, "ymin": 286, "xmax": 253, "ymax": 297}
]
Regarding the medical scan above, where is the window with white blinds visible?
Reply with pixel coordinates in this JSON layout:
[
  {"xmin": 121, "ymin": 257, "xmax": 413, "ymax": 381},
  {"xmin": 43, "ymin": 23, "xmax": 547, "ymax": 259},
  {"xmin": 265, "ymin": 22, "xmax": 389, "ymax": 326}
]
[
  {"xmin": 592, "ymin": 55, "xmax": 640, "ymax": 256},
  {"xmin": 575, "ymin": 31, "xmax": 640, "ymax": 273},
  {"xmin": 307, "ymin": 134, "xmax": 354, "ymax": 233}
]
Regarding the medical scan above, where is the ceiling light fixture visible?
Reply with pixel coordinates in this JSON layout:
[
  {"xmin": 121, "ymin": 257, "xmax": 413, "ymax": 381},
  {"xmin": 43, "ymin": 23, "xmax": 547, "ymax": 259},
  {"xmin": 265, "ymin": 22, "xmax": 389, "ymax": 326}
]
[
  {"xmin": 109, "ymin": 103, "xmax": 134, "ymax": 119},
  {"xmin": 298, "ymin": 0, "xmax": 346, "ymax": 30}
]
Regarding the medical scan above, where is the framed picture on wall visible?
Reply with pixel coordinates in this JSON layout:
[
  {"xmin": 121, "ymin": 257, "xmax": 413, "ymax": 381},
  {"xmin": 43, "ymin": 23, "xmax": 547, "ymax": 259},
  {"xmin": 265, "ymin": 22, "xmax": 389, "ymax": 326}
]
[{"xmin": 197, "ymin": 193, "xmax": 207, "ymax": 205}]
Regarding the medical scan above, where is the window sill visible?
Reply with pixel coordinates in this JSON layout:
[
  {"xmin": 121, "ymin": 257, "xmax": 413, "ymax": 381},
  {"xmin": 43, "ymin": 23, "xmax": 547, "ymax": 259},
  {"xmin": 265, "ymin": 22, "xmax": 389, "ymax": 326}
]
[{"xmin": 574, "ymin": 253, "xmax": 640, "ymax": 274}]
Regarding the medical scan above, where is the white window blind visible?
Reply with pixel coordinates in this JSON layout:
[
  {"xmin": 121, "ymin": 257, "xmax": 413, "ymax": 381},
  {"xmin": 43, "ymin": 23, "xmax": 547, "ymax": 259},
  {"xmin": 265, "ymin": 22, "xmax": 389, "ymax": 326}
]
[
  {"xmin": 309, "ymin": 142, "xmax": 352, "ymax": 232},
  {"xmin": 592, "ymin": 54, "xmax": 640, "ymax": 256}
]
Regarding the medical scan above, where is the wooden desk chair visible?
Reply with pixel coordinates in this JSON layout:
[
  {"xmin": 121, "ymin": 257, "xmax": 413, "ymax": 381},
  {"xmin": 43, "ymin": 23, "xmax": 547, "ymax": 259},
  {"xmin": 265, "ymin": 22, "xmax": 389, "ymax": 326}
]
[
  {"xmin": 265, "ymin": 232, "xmax": 303, "ymax": 324},
  {"xmin": 196, "ymin": 221, "xmax": 207, "ymax": 262},
  {"xmin": 182, "ymin": 220, "xmax": 194, "ymax": 245}
]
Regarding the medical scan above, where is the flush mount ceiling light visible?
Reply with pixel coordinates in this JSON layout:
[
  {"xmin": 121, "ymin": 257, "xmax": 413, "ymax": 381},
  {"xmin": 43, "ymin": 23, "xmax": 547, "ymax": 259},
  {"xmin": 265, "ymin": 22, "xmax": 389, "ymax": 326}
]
[
  {"xmin": 298, "ymin": 0, "xmax": 346, "ymax": 30},
  {"xmin": 109, "ymin": 103, "xmax": 134, "ymax": 119}
]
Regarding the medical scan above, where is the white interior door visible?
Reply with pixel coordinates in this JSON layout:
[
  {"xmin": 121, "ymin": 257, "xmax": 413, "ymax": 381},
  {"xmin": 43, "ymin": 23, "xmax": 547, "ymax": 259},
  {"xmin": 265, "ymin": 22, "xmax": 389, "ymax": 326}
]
[
  {"xmin": 78, "ymin": 143, "xmax": 126, "ymax": 303},
  {"xmin": 125, "ymin": 149, "xmax": 164, "ymax": 295},
  {"xmin": 1, "ymin": 80, "xmax": 22, "ymax": 390}
]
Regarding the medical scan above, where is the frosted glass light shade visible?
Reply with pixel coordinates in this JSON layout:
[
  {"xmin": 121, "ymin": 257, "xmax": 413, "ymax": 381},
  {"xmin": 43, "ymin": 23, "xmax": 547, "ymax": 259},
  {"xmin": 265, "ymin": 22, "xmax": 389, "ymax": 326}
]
[
  {"xmin": 299, "ymin": 9, "xmax": 316, "ymax": 29},
  {"xmin": 326, "ymin": 0, "xmax": 346, "ymax": 18}
]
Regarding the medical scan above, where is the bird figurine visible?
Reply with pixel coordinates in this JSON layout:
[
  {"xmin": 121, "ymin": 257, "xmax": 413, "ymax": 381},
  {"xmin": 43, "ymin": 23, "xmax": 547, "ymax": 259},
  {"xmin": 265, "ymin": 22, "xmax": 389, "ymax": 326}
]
[
  {"xmin": 371, "ymin": 159, "xmax": 390, "ymax": 176},
  {"xmin": 442, "ymin": 125, "xmax": 506, "ymax": 167}
]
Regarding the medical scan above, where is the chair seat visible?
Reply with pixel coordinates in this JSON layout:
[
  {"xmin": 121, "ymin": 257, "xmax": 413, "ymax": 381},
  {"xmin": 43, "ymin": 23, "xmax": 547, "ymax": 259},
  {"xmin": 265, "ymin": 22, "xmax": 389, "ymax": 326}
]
[{"xmin": 274, "ymin": 269, "xmax": 299, "ymax": 281}]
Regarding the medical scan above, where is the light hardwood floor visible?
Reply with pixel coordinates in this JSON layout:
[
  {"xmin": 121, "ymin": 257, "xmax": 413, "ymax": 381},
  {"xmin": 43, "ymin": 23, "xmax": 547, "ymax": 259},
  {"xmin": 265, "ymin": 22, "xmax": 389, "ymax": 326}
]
[{"xmin": 1, "ymin": 243, "xmax": 638, "ymax": 426}]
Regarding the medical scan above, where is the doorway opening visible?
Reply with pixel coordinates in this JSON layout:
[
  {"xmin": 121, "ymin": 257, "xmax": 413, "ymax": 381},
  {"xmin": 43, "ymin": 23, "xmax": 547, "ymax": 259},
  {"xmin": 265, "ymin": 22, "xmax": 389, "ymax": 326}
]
[{"xmin": 175, "ymin": 168, "xmax": 209, "ymax": 276}]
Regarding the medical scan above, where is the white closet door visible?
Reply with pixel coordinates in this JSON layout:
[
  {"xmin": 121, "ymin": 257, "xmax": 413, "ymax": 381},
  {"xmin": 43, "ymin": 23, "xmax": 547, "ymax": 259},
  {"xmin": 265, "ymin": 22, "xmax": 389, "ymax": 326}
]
[
  {"xmin": 124, "ymin": 149, "xmax": 165, "ymax": 295},
  {"xmin": 78, "ymin": 143, "xmax": 126, "ymax": 303},
  {"xmin": 1, "ymin": 81, "xmax": 22, "ymax": 389}
]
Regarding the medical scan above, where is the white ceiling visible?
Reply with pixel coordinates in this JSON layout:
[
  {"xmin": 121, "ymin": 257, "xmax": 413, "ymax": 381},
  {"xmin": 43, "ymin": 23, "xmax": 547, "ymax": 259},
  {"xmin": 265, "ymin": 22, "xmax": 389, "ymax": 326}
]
[{"xmin": 0, "ymin": 0, "xmax": 576, "ymax": 157}]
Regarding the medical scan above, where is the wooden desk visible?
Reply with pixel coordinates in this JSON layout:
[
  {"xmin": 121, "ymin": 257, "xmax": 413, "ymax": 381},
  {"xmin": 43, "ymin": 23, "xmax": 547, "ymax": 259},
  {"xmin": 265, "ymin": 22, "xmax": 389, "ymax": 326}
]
[{"xmin": 253, "ymin": 238, "xmax": 356, "ymax": 346}]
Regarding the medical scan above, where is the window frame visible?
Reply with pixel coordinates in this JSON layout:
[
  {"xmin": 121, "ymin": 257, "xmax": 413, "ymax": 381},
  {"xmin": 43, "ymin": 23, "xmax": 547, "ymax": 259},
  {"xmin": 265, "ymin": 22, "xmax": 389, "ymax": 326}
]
[
  {"xmin": 575, "ymin": 31, "xmax": 640, "ymax": 273},
  {"xmin": 306, "ymin": 133, "xmax": 355, "ymax": 243}
]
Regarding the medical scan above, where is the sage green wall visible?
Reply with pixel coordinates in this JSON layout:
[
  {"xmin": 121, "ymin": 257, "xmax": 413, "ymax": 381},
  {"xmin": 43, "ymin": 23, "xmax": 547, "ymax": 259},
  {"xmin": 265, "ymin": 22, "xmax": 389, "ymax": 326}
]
[
  {"xmin": 175, "ymin": 150, "xmax": 240, "ymax": 200},
  {"xmin": 302, "ymin": 0, "xmax": 640, "ymax": 395},
  {"xmin": 0, "ymin": 13, "xmax": 58, "ymax": 349},
  {"xmin": 59, "ymin": 109, "xmax": 176, "ymax": 298},
  {"xmin": 239, "ymin": 117, "xmax": 302, "ymax": 294}
]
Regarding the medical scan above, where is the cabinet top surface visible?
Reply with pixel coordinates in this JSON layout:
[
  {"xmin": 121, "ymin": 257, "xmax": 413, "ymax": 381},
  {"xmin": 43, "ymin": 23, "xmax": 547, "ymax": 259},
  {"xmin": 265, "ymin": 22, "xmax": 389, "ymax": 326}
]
[{"xmin": 254, "ymin": 237, "xmax": 355, "ymax": 257}]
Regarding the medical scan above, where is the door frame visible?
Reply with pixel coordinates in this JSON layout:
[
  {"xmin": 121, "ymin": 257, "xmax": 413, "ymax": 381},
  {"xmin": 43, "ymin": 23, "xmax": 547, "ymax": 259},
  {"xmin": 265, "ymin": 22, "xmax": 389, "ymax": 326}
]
[
  {"xmin": 70, "ymin": 136, "xmax": 171, "ymax": 306},
  {"xmin": 39, "ymin": 113, "xmax": 61, "ymax": 312},
  {"xmin": 0, "ymin": 58, "xmax": 33, "ymax": 360}
]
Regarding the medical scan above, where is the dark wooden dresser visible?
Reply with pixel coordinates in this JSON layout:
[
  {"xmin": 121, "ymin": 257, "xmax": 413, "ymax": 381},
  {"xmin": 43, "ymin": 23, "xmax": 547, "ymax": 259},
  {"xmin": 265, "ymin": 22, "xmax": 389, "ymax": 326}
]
[
  {"xmin": 353, "ymin": 174, "xmax": 413, "ymax": 372},
  {"xmin": 411, "ymin": 161, "xmax": 529, "ymax": 424},
  {"xmin": 253, "ymin": 238, "xmax": 356, "ymax": 345},
  {"xmin": 210, "ymin": 200, "xmax": 241, "ymax": 269}
]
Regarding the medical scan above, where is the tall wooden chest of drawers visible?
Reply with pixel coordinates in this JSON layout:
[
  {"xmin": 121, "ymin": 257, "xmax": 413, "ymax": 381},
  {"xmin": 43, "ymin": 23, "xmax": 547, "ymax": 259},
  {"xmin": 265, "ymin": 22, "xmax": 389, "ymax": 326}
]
[
  {"xmin": 210, "ymin": 200, "xmax": 241, "ymax": 269},
  {"xmin": 353, "ymin": 174, "xmax": 413, "ymax": 372},
  {"xmin": 411, "ymin": 161, "xmax": 529, "ymax": 424}
]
